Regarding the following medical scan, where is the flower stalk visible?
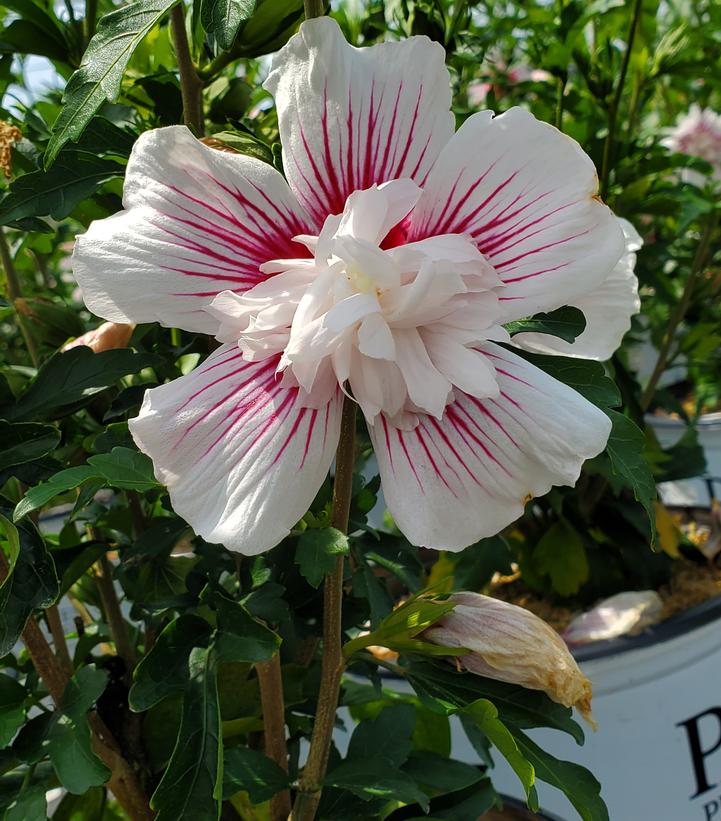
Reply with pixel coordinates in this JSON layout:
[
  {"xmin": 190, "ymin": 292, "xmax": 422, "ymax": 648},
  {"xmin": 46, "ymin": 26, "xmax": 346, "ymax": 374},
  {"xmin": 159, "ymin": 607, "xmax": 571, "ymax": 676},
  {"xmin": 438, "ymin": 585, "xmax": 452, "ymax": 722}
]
[
  {"xmin": 170, "ymin": 3, "xmax": 204, "ymax": 135},
  {"xmin": 291, "ymin": 398, "xmax": 356, "ymax": 821},
  {"xmin": 304, "ymin": 0, "xmax": 324, "ymax": 19},
  {"xmin": 256, "ymin": 654, "xmax": 291, "ymax": 820}
]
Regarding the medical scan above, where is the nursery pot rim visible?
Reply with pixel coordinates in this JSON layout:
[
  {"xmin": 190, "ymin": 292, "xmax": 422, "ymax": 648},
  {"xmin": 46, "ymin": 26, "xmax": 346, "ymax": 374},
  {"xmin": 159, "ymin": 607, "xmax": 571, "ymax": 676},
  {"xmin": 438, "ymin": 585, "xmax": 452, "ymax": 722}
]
[{"xmin": 572, "ymin": 590, "xmax": 721, "ymax": 663}]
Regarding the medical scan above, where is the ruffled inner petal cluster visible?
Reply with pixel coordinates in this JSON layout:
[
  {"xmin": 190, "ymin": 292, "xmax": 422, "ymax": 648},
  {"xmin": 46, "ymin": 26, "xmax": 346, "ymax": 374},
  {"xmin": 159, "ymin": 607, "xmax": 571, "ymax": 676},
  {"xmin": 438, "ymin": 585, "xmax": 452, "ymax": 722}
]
[{"xmin": 208, "ymin": 179, "xmax": 509, "ymax": 425}]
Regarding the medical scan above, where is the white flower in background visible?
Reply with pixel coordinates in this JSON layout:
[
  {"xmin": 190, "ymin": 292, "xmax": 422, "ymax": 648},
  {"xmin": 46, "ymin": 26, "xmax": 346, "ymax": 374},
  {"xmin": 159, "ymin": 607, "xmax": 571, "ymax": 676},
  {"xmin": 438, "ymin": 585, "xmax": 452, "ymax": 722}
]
[
  {"xmin": 664, "ymin": 104, "xmax": 721, "ymax": 184},
  {"xmin": 423, "ymin": 593, "xmax": 594, "ymax": 722},
  {"xmin": 73, "ymin": 18, "xmax": 638, "ymax": 555}
]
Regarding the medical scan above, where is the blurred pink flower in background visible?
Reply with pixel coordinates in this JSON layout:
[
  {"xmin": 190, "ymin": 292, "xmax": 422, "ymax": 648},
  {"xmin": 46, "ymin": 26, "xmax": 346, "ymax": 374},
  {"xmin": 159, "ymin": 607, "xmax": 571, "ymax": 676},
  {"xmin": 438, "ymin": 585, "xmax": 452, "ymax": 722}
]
[{"xmin": 664, "ymin": 104, "xmax": 721, "ymax": 184}]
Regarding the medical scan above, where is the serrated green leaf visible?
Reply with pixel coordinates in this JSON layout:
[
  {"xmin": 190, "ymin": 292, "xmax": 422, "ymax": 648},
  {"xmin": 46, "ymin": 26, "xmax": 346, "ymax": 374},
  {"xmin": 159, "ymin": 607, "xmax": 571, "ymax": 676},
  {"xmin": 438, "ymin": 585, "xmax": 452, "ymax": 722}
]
[
  {"xmin": 0, "ymin": 152, "xmax": 124, "ymax": 225},
  {"xmin": 3, "ymin": 347, "xmax": 160, "ymax": 422},
  {"xmin": 605, "ymin": 410, "xmax": 657, "ymax": 542},
  {"xmin": 2, "ymin": 786, "xmax": 47, "ymax": 821},
  {"xmin": 402, "ymin": 751, "xmax": 484, "ymax": 794},
  {"xmin": 510, "ymin": 728, "xmax": 608, "ymax": 821},
  {"xmin": 200, "ymin": 0, "xmax": 255, "ymax": 50},
  {"xmin": 14, "ymin": 467, "xmax": 98, "ymax": 521},
  {"xmin": 87, "ymin": 447, "xmax": 159, "ymax": 491},
  {"xmin": 45, "ymin": 0, "xmax": 179, "ymax": 164},
  {"xmin": 295, "ymin": 527, "xmax": 348, "ymax": 588},
  {"xmin": 514, "ymin": 352, "xmax": 620, "ymax": 409}
]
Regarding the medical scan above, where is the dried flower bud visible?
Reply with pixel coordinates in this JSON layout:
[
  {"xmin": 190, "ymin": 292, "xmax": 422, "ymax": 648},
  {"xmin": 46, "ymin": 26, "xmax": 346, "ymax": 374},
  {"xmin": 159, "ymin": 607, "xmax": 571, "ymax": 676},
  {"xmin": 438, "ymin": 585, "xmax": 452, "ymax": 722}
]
[
  {"xmin": 62, "ymin": 321, "xmax": 135, "ymax": 353},
  {"xmin": 423, "ymin": 592, "xmax": 594, "ymax": 724}
]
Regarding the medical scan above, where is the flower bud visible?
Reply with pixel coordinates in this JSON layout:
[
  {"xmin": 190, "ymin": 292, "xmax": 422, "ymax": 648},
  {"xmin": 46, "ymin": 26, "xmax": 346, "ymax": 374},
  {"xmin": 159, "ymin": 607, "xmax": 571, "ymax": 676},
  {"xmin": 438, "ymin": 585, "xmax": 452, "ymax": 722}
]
[
  {"xmin": 62, "ymin": 322, "xmax": 134, "ymax": 353},
  {"xmin": 423, "ymin": 592, "xmax": 593, "ymax": 724}
]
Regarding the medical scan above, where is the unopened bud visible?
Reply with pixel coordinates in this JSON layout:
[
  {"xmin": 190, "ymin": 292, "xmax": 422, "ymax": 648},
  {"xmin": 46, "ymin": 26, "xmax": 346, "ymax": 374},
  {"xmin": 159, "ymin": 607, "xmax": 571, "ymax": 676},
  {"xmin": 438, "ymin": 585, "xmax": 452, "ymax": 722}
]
[
  {"xmin": 62, "ymin": 321, "xmax": 134, "ymax": 353},
  {"xmin": 423, "ymin": 592, "xmax": 594, "ymax": 725}
]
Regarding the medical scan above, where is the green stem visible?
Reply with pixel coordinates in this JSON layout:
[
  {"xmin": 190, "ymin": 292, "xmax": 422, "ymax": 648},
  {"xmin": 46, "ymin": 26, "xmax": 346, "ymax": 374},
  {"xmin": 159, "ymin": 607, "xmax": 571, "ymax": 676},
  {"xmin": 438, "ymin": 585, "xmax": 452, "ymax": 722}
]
[
  {"xmin": 0, "ymin": 228, "xmax": 39, "ymax": 367},
  {"xmin": 599, "ymin": 0, "xmax": 643, "ymax": 200},
  {"xmin": 640, "ymin": 212, "xmax": 719, "ymax": 412},
  {"xmin": 95, "ymin": 553, "xmax": 138, "ymax": 677},
  {"xmin": 170, "ymin": 4, "xmax": 204, "ymax": 135},
  {"xmin": 83, "ymin": 0, "xmax": 98, "ymax": 45},
  {"xmin": 290, "ymin": 398, "xmax": 357, "ymax": 821},
  {"xmin": 304, "ymin": 0, "xmax": 324, "ymax": 19},
  {"xmin": 555, "ymin": 74, "xmax": 566, "ymax": 131}
]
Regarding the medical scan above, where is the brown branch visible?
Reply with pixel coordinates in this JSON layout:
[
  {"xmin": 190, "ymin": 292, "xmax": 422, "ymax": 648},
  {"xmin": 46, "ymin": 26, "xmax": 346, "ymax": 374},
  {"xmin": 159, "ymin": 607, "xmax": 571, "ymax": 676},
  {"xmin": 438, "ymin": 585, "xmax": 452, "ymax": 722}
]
[
  {"xmin": 256, "ymin": 654, "xmax": 291, "ymax": 819},
  {"xmin": 291, "ymin": 399, "xmax": 356, "ymax": 821}
]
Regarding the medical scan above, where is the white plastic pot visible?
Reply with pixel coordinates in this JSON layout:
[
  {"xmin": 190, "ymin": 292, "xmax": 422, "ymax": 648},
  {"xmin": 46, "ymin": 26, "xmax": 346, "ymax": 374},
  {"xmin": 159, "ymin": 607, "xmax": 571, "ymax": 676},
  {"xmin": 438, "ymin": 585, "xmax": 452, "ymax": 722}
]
[
  {"xmin": 649, "ymin": 412, "xmax": 721, "ymax": 507},
  {"xmin": 443, "ymin": 595, "xmax": 721, "ymax": 821}
]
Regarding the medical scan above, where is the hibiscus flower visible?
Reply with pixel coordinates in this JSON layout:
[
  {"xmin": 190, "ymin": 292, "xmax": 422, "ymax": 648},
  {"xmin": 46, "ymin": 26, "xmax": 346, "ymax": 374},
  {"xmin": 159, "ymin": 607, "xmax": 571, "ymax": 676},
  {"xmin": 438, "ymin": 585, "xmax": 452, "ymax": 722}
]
[{"xmin": 73, "ymin": 18, "xmax": 639, "ymax": 555}]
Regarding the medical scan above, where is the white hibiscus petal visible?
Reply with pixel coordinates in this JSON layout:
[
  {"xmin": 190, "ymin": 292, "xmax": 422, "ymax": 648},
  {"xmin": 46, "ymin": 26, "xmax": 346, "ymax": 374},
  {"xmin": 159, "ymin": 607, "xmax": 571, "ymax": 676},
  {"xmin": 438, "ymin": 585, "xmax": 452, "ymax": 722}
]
[
  {"xmin": 408, "ymin": 108, "xmax": 625, "ymax": 318},
  {"xmin": 129, "ymin": 344, "xmax": 342, "ymax": 555},
  {"xmin": 73, "ymin": 126, "xmax": 311, "ymax": 334},
  {"xmin": 513, "ymin": 217, "xmax": 642, "ymax": 360},
  {"xmin": 265, "ymin": 17, "xmax": 454, "ymax": 228},
  {"xmin": 369, "ymin": 343, "xmax": 611, "ymax": 550}
]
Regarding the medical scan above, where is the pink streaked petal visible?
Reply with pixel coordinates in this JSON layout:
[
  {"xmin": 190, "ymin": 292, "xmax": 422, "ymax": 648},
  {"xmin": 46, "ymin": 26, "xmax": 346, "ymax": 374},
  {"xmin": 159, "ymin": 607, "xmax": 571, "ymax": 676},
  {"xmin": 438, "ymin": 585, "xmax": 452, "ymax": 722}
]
[
  {"xmin": 369, "ymin": 342, "xmax": 611, "ymax": 551},
  {"xmin": 129, "ymin": 343, "xmax": 343, "ymax": 555},
  {"xmin": 264, "ymin": 17, "xmax": 454, "ymax": 229},
  {"xmin": 407, "ymin": 108, "xmax": 625, "ymax": 318},
  {"xmin": 73, "ymin": 126, "xmax": 312, "ymax": 334}
]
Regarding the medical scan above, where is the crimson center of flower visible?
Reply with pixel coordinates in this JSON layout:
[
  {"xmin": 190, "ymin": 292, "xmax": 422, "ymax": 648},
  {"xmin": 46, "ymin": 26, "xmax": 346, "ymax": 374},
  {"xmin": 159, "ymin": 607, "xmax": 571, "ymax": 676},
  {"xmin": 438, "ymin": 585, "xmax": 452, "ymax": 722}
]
[{"xmin": 208, "ymin": 179, "xmax": 508, "ymax": 427}]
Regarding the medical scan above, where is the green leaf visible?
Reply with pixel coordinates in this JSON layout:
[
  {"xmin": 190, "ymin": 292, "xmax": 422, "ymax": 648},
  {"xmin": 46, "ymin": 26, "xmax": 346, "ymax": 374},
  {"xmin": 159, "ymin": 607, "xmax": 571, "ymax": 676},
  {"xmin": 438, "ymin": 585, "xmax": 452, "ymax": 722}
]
[
  {"xmin": 222, "ymin": 746, "xmax": 290, "ymax": 802},
  {"xmin": 87, "ymin": 447, "xmax": 159, "ymax": 491},
  {"xmin": 201, "ymin": 0, "xmax": 256, "ymax": 50},
  {"xmin": 52, "ymin": 787, "xmax": 106, "ymax": 821},
  {"xmin": 324, "ymin": 758, "xmax": 429, "ymax": 810},
  {"xmin": 45, "ymin": 0, "xmax": 180, "ymax": 164},
  {"xmin": 4, "ymin": 347, "xmax": 160, "ymax": 422},
  {"xmin": 464, "ymin": 699, "xmax": 538, "ymax": 811},
  {"xmin": 510, "ymin": 728, "xmax": 608, "ymax": 821},
  {"xmin": 13, "ymin": 467, "xmax": 98, "ymax": 521},
  {"xmin": 0, "ymin": 152, "xmax": 124, "ymax": 225},
  {"xmin": 208, "ymin": 131, "xmax": 273, "ymax": 164},
  {"xmin": 0, "ymin": 513, "xmax": 59, "ymax": 656},
  {"xmin": 0, "ymin": 674, "xmax": 27, "ymax": 747},
  {"xmin": 0, "ymin": 422, "xmax": 60, "ymax": 472},
  {"xmin": 344, "ymin": 594, "xmax": 457, "ymax": 657},
  {"xmin": 506, "ymin": 307, "xmax": 587, "ymax": 343},
  {"xmin": 150, "ymin": 646, "xmax": 223, "ymax": 821},
  {"xmin": 532, "ymin": 520, "xmax": 589, "ymax": 596},
  {"xmin": 47, "ymin": 667, "xmax": 112, "ymax": 794},
  {"xmin": 130, "ymin": 615, "xmax": 212, "ymax": 712},
  {"xmin": 402, "ymin": 751, "xmax": 484, "ymax": 794},
  {"xmin": 2, "ymin": 786, "xmax": 47, "ymax": 821},
  {"xmin": 295, "ymin": 527, "xmax": 349, "ymax": 588},
  {"xmin": 213, "ymin": 593, "xmax": 281, "ymax": 663},
  {"xmin": 515, "ymin": 352, "xmax": 620, "ymax": 409},
  {"xmin": 605, "ymin": 410, "xmax": 657, "ymax": 541},
  {"xmin": 405, "ymin": 660, "xmax": 584, "ymax": 746},
  {"xmin": 347, "ymin": 703, "xmax": 416, "ymax": 768}
]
